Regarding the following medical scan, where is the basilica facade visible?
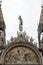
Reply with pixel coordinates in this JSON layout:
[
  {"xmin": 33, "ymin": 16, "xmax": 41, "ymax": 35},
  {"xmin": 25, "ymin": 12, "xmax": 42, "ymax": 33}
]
[{"xmin": 0, "ymin": 1, "xmax": 43, "ymax": 64}]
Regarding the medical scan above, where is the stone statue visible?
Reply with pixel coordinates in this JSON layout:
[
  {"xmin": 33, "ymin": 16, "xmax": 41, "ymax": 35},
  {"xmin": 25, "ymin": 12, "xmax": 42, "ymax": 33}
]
[{"xmin": 18, "ymin": 15, "xmax": 23, "ymax": 32}]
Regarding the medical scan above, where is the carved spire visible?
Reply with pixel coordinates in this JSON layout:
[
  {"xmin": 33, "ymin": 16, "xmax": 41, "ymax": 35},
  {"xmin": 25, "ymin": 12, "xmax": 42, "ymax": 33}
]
[
  {"xmin": 0, "ymin": 1, "xmax": 3, "ymax": 21},
  {"xmin": 38, "ymin": 2, "xmax": 43, "ymax": 51},
  {"xmin": 0, "ymin": 0, "xmax": 5, "ymax": 31},
  {"xmin": 18, "ymin": 15, "xmax": 23, "ymax": 32},
  {"xmin": 39, "ymin": 3, "xmax": 43, "ymax": 24},
  {"xmin": 0, "ymin": 0, "xmax": 6, "ymax": 56}
]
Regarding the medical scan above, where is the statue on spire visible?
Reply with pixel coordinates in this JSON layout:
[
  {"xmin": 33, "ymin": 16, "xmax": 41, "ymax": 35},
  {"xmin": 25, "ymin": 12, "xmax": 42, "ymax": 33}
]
[{"xmin": 18, "ymin": 15, "xmax": 23, "ymax": 32}]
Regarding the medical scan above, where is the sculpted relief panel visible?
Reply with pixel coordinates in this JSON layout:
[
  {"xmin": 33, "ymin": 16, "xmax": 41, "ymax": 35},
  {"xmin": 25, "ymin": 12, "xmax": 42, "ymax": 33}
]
[{"xmin": 4, "ymin": 47, "xmax": 39, "ymax": 64}]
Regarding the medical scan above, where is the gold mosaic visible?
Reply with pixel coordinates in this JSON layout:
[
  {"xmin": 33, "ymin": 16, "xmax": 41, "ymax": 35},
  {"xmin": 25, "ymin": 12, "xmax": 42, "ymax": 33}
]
[{"xmin": 5, "ymin": 47, "xmax": 38, "ymax": 64}]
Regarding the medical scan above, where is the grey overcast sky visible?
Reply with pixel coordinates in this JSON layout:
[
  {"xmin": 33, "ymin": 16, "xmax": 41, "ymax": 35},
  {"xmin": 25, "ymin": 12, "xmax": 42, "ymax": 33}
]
[{"xmin": 1, "ymin": 0, "xmax": 42, "ymax": 43}]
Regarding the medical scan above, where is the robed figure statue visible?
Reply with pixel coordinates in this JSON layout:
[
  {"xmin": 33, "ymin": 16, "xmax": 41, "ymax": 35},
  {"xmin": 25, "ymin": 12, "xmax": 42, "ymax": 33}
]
[{"xmin": 18, "ymin": 15, "xmax": 23, "ymax": 32}]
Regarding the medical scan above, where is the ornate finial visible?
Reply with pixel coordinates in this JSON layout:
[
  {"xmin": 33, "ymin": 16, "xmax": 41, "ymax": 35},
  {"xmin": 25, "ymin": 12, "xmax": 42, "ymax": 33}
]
[
  {"xmin": 10, "ymin": 36, "xmax": 13, "ymax": 42},
  {"xmin": 30, "ymin": 37, "xmax": 34, "ymax": 43},
  {"xmin": 18, "ymin": 15, "xmax": 23, "ymax": 32}
]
